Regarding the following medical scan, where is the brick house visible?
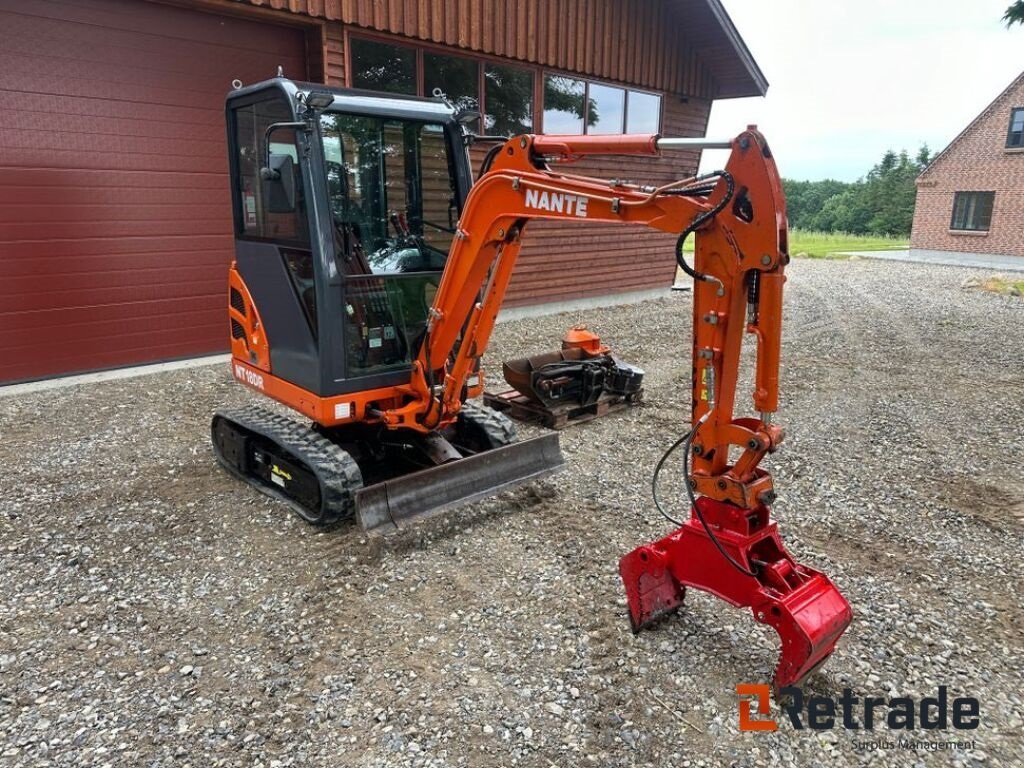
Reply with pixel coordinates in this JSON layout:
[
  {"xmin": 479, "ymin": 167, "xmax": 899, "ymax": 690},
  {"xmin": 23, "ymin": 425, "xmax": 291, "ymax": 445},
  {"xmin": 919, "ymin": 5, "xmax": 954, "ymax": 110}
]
[
  {"xmin": 0, "ymin": 0, "xmax": 766, "ymax": 384},
  {"xmin": 911, "ymin": 70, "xmax": 1024, "ymax": 260}
]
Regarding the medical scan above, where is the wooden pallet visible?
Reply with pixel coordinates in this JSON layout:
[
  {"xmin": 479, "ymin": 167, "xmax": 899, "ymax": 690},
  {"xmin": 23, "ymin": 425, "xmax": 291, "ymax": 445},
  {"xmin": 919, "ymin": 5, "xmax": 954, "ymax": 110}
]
[{"xmin": 483, "ymin": 387, "xmax": 642, "ymax": 429}]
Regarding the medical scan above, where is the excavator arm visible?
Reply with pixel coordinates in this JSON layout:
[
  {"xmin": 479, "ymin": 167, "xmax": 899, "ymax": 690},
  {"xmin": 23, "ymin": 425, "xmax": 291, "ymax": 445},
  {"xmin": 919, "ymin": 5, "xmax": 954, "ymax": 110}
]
[
  {"xmin": 380, "ymin": 127, "xmax": 851, "ymax": 690},
  {"xmin": 380, "ymin": 129, "xmax": 784, "ymax": 432}
]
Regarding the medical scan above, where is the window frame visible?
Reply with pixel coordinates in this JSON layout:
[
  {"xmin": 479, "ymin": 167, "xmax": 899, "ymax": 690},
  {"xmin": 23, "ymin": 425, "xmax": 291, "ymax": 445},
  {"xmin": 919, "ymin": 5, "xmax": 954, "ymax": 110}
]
[
  {"xmin": 344, "ymin": 30, "xmax": 664, "ymax": 138},
  {"xmin": 482, "ymin": 61, "xmax": 536, "ymax": 136},
  {"xmin": 1007, "ymin": 107, "xmax": 1024, "ymax": 149},
  {"xmin": 228, "ymin": 92, "xmax": 313, "ymax": 248},
  {"xmin": 586, "ymin": 81, "xmax": 626, "ymax": 135},
  {"xmin": 423, "ymin": 49, "xmax": 483, "ymax": 131},
  {"xmin": 540, "ymin": 72, "xmax": 663, "ymax": 135},
  {"xmin": 623, "ymin": 87, "xmax": 664, "ymax": 135},
  {"xmin": 542, "ymin": 73, "xmax": 588, "ymax": 135},
  {"xmin": 949, "ymin": 191, "xmax": 995, "ymax": 233},
  {"xmin": 346, "ymin": 30, "xmax": 533, "ymax": 133},
  {"xmin": 348, "ymin": 35, "xmax": 419, "ymax": 95}
]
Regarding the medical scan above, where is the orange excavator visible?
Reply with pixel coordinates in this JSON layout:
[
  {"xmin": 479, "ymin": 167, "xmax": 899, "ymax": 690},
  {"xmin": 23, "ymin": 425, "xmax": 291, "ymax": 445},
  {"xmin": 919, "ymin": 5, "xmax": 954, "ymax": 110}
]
[{"xmin": 213, "ymin": 77, "xmax": 851, "ymax": 690}]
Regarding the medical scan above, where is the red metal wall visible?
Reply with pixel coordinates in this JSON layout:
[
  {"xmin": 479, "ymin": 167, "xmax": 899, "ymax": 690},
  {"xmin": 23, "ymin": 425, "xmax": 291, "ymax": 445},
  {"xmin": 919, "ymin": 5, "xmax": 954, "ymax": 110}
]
[{"xmin": 0, "ymin": 0, "xmax": 307, "ymax": 383}]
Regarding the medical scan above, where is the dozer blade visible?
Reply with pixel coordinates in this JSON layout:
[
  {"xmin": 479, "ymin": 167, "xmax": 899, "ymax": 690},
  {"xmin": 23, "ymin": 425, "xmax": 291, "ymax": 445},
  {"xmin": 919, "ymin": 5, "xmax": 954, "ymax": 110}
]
[{"xmin": 356, "ymin": 432, "xmax": 565, "ymax": 534}]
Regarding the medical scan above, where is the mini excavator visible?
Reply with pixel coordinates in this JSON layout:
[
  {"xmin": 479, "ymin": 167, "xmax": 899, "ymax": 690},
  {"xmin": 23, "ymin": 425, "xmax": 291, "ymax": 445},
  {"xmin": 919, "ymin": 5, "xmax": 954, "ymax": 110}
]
[{"xmin": 213, "ymin": 77, "xmax": 851, "ymax": 689}]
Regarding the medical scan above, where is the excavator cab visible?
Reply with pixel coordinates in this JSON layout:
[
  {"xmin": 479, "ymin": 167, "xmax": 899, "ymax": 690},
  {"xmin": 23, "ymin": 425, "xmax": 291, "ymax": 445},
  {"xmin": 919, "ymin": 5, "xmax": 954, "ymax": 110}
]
[
  {"xmin": 225, "ymin": 78, "xmax": 471, "ymax": 395},
  {"xmin": 215, "ymin": 78, "xmax": 564, "ymax": 532}
]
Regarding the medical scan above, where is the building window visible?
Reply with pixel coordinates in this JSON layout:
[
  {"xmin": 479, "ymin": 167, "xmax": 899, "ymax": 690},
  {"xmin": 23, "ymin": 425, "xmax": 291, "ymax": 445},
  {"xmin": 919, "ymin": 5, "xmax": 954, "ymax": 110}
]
[
  {"xmin": 351, "ymin": 36, "xmax": 535, "ymax": 136},
  {"xmin": 424, "ymin": 52, "xmax": 479, "ymax": 120},
  {"xmin": 626, "ymin": 90, "xmax": 662, "ymax": 134},
  {"xmin": 1008, "ymin": 107, "xmax": 1024, "ymax": 149},
  {"xmin": 541, "ymin": 73, "xmax": 661, "ymax": 134},
  {"xmin": 950, "ymin": 191, "xmax": 995, "ymax": 232},
  {"xmin": 587, "ymin": 83, "xmax": 625, "ymax": 134},
  {"xmin": 484, "ymin": 64, "xmax": 533, "ymax": 135},
  {"xmin": 348, "ymin": 35, "xmax": 664, "ymax": 138},
  {"xmin": 350, "ymin": 37, "xmax": 416, "ymax": 94},
  {"xmin": 543, "ymin": 75, "xmax": 586, "ymax": 134}
]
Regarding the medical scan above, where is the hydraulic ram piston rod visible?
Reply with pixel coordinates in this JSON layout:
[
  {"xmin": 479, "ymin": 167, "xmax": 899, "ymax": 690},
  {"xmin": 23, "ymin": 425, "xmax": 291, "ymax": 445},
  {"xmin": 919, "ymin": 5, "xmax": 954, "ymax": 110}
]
[{"xmin": 656, "ymin": 137, "xmax": 734, "ymax": 150}]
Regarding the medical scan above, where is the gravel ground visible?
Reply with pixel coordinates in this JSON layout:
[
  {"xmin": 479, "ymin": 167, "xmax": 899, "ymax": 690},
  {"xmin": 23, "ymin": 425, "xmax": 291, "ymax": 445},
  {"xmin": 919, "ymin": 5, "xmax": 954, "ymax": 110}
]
[{"xmin": 1, "ymin": 258, "xmax": 1022, "ymax": 767}]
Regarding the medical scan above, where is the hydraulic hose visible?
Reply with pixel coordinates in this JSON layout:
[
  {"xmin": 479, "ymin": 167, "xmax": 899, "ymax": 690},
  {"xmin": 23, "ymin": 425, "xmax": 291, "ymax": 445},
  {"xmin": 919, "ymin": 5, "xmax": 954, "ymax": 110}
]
[{"xmin": 674, "ymin": 170, "xmax": 735, "ymax": 285}]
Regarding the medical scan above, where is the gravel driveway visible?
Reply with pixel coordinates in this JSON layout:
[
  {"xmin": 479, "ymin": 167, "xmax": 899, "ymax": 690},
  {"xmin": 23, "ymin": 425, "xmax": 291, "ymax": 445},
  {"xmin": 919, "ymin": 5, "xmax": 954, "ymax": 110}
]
[{"xmin": 1, "ymin": 259, "xmax": 1022, "ymax": 767}]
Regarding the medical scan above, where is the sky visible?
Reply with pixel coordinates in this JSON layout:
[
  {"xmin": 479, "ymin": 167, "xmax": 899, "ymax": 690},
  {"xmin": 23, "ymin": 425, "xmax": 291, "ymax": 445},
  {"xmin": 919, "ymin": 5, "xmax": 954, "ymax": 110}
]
[{"xmin": 698, "ymin": 0, "xmax": 1024, "ymax": 181}]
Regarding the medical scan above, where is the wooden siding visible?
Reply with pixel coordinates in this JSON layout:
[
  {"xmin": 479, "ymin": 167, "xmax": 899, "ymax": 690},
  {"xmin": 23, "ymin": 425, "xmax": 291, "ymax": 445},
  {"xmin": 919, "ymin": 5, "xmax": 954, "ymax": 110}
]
[
  {"xmin": 235, "ymin": 0, "xmax": 724, "ymax": 97},
  {"xmin": 505, "ymin": 95, "xmax": 712, "ymax": 305},
  {"xmin": 326, "ymin": 20, "xmax": 345, "ymax": 82},
  {"xmin": 302, "ymin": 19, "xmax": 716, "ymax": 306}
]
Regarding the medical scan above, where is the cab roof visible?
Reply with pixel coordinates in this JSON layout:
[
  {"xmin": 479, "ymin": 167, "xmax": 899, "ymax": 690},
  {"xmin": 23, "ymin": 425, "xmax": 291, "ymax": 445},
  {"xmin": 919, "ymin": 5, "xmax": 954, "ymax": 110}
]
[{"xmin": 225, "ymin": 77, "xmax": 458, "ymax": 123}]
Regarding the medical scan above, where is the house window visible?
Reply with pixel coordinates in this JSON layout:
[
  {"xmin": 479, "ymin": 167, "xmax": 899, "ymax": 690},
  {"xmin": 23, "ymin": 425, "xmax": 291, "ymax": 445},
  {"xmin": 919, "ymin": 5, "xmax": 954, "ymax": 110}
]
[
  {"xmin": 950, "ymin": 191, "xmax": 995, "ymax": 232},
  {"xmin": 587, "ymin": 83, "xmax": 625, "ymax": 134},
  {"xmin": 350, "ymin": 36, "xmax": 534, "ymax": 136},
  {"xmin": 484, "ymin": 64, "xmax": 533, "ymax": 135},
  {"xmin": 350, "ymin": 38, "xmax": 416, "ymax": 94},
  {"xmin": 347, "ymin": 36, "xmax": 665, "ymax": 139},
  {"xmin": 626, "ymin": 90, "xmax": 662, "ymax": 134},
  {"xmin": 541, "ymin": 73, "xmax": 662, "ymax": 134},
  {"xmin": 424, "ymin": 52, "xmax": 479, "ymax": 122},
  {"xmin": 543, "ymin": 75, "xmax": 586, "ymax": 134},
  {"xmin": 1007, "ymin": 107, "xmax": 1024, "ymax": 149}
]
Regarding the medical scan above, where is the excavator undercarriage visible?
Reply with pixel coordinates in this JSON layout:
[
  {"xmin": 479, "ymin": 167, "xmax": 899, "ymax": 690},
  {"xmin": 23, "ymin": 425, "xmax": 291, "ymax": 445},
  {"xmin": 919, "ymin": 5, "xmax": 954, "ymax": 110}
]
[{"xmin": 212, "ymin": 401, "xmax": 563, "ymax": 533}]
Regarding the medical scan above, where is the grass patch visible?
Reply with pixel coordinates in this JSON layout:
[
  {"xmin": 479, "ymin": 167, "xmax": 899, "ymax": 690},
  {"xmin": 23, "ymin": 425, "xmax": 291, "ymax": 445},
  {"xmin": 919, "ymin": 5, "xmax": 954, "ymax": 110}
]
[
  {"xmin": 680, "ymin": 229, "xmax": 908, "ymax": 259},
  {"xmin": 977, "ymin": 276, "xmax": 1024, "ymax": 298}
]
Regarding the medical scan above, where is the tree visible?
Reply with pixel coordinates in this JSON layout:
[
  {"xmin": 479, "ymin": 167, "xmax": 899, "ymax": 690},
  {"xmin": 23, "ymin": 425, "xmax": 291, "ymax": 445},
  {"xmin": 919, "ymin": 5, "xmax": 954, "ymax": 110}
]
[
  {"xmin": 1006, "ymin": 1, "xmax": 1024, "ymax": 25},
  {"xmin": 781, "ymin": 145, "xmax": 932, "ymax": 237},
  {"xmin": 782, "ymin": 179, "xmax": 851, "ymax": 230}
]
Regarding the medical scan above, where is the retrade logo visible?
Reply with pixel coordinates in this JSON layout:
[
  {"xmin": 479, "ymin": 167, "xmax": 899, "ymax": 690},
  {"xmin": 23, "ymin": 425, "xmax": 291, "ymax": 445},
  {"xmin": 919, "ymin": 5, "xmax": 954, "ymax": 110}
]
[
  {"xmin": 737, "ymin": 684, "xmax": 777, "ymax": 731},
  {"xmin": 736, "ymin": 685, "xmax": 980, "ymax": 732}
]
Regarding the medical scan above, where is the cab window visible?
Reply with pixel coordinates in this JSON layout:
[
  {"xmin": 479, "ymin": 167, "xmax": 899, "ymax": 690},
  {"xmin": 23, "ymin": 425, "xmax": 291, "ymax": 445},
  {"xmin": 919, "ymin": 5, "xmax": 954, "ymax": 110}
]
[
  {"xmin": 320, "ymin": 113, "xmax": 457, "ymax": 274},
  {"xmin": 232, "ymin": 97, "xmax": 310, "ymax": 245},
  {"xmin": 320, "ymin": 112, "xmax": 460, "ymax": 377}
]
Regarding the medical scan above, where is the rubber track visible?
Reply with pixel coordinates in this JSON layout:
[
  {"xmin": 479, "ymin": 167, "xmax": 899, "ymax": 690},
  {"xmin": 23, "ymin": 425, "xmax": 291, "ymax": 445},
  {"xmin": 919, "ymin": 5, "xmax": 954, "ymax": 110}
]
[
  {"xmin": 459, "ymin": 400, "xmax": 516, "ymax": 448},
  {"xmin": 212, "ymin": 404, "xmax": 363, "ymax": 526}
]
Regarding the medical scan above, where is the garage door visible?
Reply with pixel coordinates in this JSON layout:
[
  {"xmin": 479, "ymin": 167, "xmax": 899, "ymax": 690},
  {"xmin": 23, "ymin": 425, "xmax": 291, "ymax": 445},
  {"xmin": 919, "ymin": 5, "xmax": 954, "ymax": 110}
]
[{"xmin": 0, "ymin": 0, "xmax": 307, "ymax": 383}]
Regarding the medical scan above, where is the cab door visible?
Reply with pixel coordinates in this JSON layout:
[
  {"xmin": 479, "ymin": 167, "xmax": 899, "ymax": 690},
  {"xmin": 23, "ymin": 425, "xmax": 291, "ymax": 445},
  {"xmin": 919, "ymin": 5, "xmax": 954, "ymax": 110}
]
[
  {"xmin": 228, "ymin": 91, "xmax": 322, "ymax": 392},
  {"xmin": 319, "ymin": 111, "xmax": 463, "ymax": 388}
]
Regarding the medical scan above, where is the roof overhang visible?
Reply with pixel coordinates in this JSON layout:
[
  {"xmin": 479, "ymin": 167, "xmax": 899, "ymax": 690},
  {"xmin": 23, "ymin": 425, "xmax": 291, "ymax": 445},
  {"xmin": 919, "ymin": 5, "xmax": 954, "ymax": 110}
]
[{"xmin": 675, "ymin": 0, "xmax": 769, "ymax": 99}]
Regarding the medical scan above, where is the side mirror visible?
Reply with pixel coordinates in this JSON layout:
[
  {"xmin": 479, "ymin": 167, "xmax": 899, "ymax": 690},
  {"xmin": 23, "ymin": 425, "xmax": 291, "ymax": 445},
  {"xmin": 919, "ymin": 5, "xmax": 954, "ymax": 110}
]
[{"xmin": 260, "ymin": 154, "xmax": 297, "ymax": 213}]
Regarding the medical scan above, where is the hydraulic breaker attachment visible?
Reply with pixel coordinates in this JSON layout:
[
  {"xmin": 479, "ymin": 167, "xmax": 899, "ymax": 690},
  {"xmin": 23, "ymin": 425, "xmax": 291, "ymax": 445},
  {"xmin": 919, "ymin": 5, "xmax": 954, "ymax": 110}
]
[
  {"xmin": 356, "ymin": 432, "xmax": 565, "ymax": 534},
  {"xmin": 619, "ymin": 497, "xmax": 852, "ymax": 692}
]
